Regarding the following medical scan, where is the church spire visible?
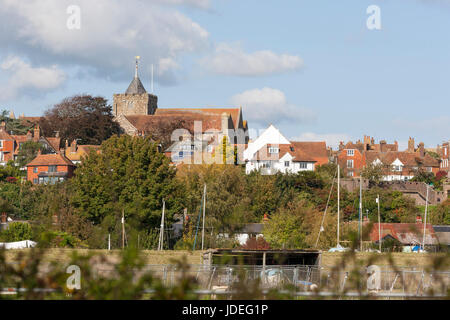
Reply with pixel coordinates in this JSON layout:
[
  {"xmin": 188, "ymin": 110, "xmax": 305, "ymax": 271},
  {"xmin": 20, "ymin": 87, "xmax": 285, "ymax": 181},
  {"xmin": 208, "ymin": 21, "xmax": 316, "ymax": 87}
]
[{"xmin": 125, "ymin": 56, "xmax": 147, "ymax": 94}]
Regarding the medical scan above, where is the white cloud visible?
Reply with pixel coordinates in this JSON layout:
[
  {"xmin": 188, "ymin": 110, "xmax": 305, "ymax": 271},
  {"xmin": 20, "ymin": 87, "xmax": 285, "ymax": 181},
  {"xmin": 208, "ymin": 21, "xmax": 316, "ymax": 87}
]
[
  {"xmin": 230, "ymin": 87, "xmax": 316, "ymax": 125},
  {"xmin": 0, "ymin": 0, "xmax": 210, "ymax": 84},
  {"xmin": 291, "ymin": 132, "xmax": 351, "ymax": 149},
  {"xmin": 0, "ymin": 56, "xmax": 65, "ymax": 101},
  {"xmin": 204, "ymin": 43, "xmax": 303, "ymax": 76},
  {"xmin": 155, "ymin": 0, "xmax": 211, "ymax": 9}
]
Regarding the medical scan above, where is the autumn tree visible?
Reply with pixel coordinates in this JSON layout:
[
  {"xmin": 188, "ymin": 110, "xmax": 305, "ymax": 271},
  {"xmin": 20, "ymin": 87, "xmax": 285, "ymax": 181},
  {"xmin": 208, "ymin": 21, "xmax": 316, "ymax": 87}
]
[
  {"xmin": 40, "ymin": 95, "xmax": 121, "ymax": 147},
  {"xmin": 361, "ymin": 163, "xmax": 385, "ymax": 185}
]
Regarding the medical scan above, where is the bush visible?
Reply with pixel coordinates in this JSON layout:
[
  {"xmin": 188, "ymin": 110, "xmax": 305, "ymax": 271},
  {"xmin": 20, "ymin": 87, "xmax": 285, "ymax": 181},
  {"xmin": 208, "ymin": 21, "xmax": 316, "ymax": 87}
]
[{"xmin": 0, "ymin": 222, "xmax": 33, "ymax": 242}]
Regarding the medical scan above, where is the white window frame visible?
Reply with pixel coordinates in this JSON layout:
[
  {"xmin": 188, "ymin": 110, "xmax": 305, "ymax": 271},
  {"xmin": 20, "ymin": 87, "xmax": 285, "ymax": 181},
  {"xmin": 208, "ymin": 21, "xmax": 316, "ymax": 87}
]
[
  {"xmin": 0, "ymin": 140, "xmax": 3, "ymax": 148},
  {"xmin": 299, "ymin": 162, "xmax": 308, "ymax": 169},
  {"xmin": 268, "ymin": 147, "xmax": 279, "ymax": 154},
  {"xmin": 284, "ymin": 161, "xmax": 290, "ymax": 167},
  {"xmin": 347, "ymin": 159, "xmax": 354, "ymax": 168},
  {"xmin": 347, "ymin": 149, "xmax": 355, "ymax": 156}
]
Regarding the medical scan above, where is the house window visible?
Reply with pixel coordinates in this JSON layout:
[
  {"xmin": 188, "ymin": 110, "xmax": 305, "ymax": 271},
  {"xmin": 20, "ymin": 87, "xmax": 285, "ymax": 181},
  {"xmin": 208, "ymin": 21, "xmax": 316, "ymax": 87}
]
[
  {"xmin": 0, "ymin": 140, "xmax": 3, "ymax": 148},
  {"xmin": 48, "ymin": 165, "xmax": 57, "ymax": 173},
  {"xmin": 178, "ymin": 151, "xmax": 183, "ymax": 158},
  {"xmin": 285, "ymin": 161, "xmax": 290, "ymax": 167},
  {"xmin": 33, "ymin": 178, "xmax": 38, "ymax": 184},
  {"xmin": 299, "ymin": 162, "xmax": 308, "ymax": 169},
  {"xmin": 347, "ymin": 171, "xmax": 354, "ymax": 177},
  {"xmin": 392, "ymin": 165, "xmax": 402, "ymax": 172},
  {"xmin": 347, "ymin": 149, "xmax": 354, "ymax": 156},
  {"xmin": 0, "ymin": 152, "xmax": 3, "ymax": 162},
  {"xmin": 33, "ymin": 167, "xmax": 38, "ymax": 173},
  {"xmin": 347, "ymin": 160, "xmax": 354, "ymax": 168},
  {"xmin": 268, "ymin": 147, "xmax": 279, "ymax": 154},
  {"xmin": 207, "ymin": 145, "xmax": 213, "ymax": 153},
  {"xmin": 427, "ymin": 167, "xmax": 432, "ymax": 172}
]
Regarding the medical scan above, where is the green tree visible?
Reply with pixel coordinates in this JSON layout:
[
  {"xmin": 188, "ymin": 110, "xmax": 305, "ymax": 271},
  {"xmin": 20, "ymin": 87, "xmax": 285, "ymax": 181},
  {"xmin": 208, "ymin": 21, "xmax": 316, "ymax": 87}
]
[
  {"xmin": 361, "ymin": 163, "xmax": 385, "ymax": 185},
  {"xmin": 70, "ymin": 135, "xmax": 184, "ymax": 233},
  {"xmin": 16, "ymin": 141, "xmax": 43, "ymax": 167},
  {"xmin": 0, "ymin": 222, "xmax": 33, "ymax": 242}
]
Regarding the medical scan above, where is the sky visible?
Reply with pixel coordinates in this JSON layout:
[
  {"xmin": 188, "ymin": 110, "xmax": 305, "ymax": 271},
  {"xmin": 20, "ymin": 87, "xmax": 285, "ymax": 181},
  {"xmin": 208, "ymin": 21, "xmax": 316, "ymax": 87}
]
[{"xmin": 0, "ymin": 0, "xmax": 449, "ymax": 150}]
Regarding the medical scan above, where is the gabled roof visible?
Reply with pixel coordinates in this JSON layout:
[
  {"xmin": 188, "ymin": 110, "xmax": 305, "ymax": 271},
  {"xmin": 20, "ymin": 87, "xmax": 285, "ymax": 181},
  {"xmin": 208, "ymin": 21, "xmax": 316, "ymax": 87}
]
[
  {"xmin": 26, "ymin": 153, "xmax": 75, "ymax": 167},
  {"xmin": 369, "ymin": 223, "xmax": 438, "ymax": 245},
  {"xmin": 125, "ymin": 76, "xmax": 147, "ymax": 94},
  {"xmin": 365, "ymin": 151, "xmax": 440, "ymax": 168}
]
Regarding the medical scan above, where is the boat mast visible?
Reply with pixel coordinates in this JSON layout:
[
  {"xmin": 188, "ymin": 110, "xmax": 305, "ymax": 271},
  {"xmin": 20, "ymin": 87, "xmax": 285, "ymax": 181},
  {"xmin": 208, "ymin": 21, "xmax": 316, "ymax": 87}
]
[
  {"xmin": 201, "ymin": 184, "xmax": 207, "ymax": 251},
  {"xmin": 337, "ymin": 164, "xmax": 340, "ymax": 247},
  {"xmin": 359, "ymin": 176, "xmax": 363, "ymax": 251},
  {"xmin": 422, "ymin": 185, "xmax": 429, "ymax": 251},
  {"xmin": 158, "ymin": 200, "xmax": 165, "ymax": 251}
]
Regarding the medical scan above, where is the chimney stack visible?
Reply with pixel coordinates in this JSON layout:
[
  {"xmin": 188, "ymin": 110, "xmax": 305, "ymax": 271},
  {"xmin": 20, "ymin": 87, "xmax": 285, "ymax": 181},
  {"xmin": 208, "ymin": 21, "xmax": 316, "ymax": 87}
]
[
  {"xmin": 418, "ymin": 142, "xmax": 425, "ymax": 158},
  {"xmin": 408, "ymin": 137, "xmax": 415, "ymax": 153}
]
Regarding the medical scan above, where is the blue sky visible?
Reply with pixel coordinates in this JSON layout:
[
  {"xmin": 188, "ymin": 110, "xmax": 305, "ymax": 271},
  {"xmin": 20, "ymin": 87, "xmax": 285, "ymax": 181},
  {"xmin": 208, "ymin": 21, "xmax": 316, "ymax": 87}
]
[{"xmin": 0, "ymin": 0, "xmax": 449, "ymax": 149}]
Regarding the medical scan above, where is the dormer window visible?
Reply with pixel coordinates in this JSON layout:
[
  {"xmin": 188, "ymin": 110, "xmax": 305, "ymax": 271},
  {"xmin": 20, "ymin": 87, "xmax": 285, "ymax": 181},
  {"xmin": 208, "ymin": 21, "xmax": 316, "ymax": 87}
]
[
  {"xmin": 268, "ymin": 147, "xmax": 279, "ymax": 154},
  {"xmin": 392, "ymin": 165, "xmax": 402, "ymax": 172},
  {"xmin": 290, "ymin": 147, "xmax": 294, "ymax": 152},
  {"xmin": 347, "ymin": 149, "xmax": 355, "ymax": 156}
]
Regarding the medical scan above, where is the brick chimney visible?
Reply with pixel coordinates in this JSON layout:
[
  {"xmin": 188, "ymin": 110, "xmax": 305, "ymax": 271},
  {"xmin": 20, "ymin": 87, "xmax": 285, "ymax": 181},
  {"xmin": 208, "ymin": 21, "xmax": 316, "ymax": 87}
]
[
  {"xmin": 363, "ymin": 135, "xmax": 371, "ymax": 151},
  {"xmin": 33, "ymin": 125, "xmax": 40, "ymax": 140},
  {"xmin": 418, "ymin": 142, "xmax": 425, "ymax": 158},
  {"xmin": 408, "ymin": 137, "xmax": 415, "ymax": 153},
  {"xmin": 380, "ymin": 140, "xmax": 387, "ymax": 153},
  {"xmin": 26, "ymin": 130, "xmax": 32, "ymax": 141},
  {"xmin": 71, "ymin": 139, "xmax": 77, "ymax": 153},
  {"xmin": 394, "ymin": 141, "xmax": 398, "ymax": 151},
  {"xmin": 0, "ymin": 121, "xmax": 6, "ymax": 132},
  {"xmin": 339, "ymin": 141, "xmax": 344, "ymax": 151}
]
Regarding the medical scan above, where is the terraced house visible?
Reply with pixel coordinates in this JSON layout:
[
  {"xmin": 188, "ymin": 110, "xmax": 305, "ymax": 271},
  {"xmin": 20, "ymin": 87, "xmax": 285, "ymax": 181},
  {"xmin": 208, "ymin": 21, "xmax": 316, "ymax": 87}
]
[{"xmin": 337, "ymin": 136, "xmax": 440, "ymax": 180}]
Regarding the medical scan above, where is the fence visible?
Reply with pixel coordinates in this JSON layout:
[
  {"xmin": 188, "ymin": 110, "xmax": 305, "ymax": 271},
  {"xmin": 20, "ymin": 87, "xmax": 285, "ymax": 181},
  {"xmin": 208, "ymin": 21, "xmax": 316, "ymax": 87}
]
[{"xmin": 93, "ymin": 264, "xmax": 450, "ymax": 298}]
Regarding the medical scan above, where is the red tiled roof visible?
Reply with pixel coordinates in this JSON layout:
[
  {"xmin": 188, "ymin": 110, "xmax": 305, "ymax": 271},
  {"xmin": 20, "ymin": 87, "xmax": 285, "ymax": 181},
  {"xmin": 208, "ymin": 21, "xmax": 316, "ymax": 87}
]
[
  {"xmin": 369, "ymin": 223, "xmax": 438, "ymax": 245},
  {"xmin": 251, "ymin": 144, "xmax": 316, "ymax": 162},
  {"xmin": 155, "ymin": 107, "xmax": 241, "ymax": 128},
  {"xmin": 290, "ymin": 141, "xmax": 328, "ymax": 164},
  {"xmin": 26, "ymin": 153, "xmax": 75, "ymax": 167},
  {"xmin": 365, "ymin": 151, "xmax": 440, "ymax": 168}
]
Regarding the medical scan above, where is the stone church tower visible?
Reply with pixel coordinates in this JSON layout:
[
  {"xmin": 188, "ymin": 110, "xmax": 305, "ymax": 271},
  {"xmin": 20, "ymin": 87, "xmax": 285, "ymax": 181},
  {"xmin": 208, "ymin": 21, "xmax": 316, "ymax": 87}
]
[{"xmin": 113, "ymin": 58, "xmax": 158, "ymax": 116}]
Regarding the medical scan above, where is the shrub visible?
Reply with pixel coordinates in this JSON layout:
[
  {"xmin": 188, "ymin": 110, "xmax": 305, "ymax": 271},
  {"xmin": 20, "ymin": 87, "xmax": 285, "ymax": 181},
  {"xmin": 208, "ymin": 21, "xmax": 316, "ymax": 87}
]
[{"xmin": 0, "ymin": 222, "xmax": 33, "ymax": 242}]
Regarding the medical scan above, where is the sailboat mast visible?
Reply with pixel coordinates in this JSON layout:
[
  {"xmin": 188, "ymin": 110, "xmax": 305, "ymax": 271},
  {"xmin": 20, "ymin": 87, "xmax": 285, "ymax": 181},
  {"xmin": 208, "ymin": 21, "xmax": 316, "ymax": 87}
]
[
  {"xmin": 201, "ymin": 184, "xmax": 207, "ymax": 251},
  {"xmin": 158, "ymin": 200, "xmax": 165, "ymax": 251},
  {"xmin": 422, "ymin": 186, "xmax": 429, "ymax": 251},
  {"xmin": 359, "ymin": 176, "xmax": 363, "ymax": 251},
  {"xmin": 337, "ymin": 165, "xmax": 340, "ymax": 246}
]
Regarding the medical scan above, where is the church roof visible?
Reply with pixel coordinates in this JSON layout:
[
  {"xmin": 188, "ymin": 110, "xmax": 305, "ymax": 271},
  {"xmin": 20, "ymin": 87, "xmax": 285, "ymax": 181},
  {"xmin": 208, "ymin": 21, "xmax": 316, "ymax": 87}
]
[{"xmin": 125, "ymin": 76, "xmax": 147, "ymax": 94}]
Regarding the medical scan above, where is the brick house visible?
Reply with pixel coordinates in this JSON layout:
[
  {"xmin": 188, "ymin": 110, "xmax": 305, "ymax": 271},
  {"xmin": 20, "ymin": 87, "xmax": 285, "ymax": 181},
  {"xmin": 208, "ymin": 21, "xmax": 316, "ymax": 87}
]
[
  {"xmin": 26, "ymin": 153, "xmax": 75, "ymax": 185},
  {"xmin": 337, "ymin": 136, "xmax": 440, "ymax": 180},
  {"xmin": 0, "ymin": 122, "xmax": 15, "ymax": 165},
  {"xmin": 64, "ymin": 139, "xmax": 101, "ymax": 165}
]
